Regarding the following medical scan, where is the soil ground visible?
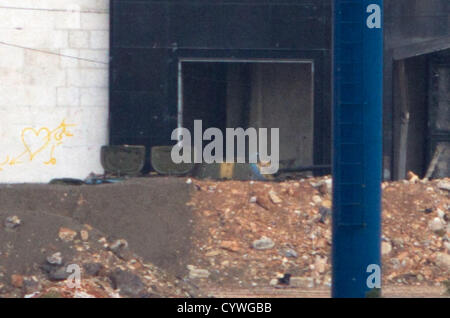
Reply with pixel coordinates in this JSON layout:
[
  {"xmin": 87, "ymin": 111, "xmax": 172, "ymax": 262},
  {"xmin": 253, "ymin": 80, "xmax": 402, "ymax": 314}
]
[{"xmin": 0, "ymin": 175, "xmax": 449, "ymax": 298}]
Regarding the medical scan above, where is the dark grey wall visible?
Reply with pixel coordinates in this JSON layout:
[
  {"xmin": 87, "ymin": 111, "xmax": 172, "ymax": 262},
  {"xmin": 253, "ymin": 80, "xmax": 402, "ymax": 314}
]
[
  {"xmin": 110, "ymin": 0, "xmax": 449, "ymax": 175},
  {"xmin": 110, "ymin": 0, "xmax": 331, "ymax": 171},
  {"xmin": 383, "ymin": 0, "xmax": 449, "ymax": 178}
]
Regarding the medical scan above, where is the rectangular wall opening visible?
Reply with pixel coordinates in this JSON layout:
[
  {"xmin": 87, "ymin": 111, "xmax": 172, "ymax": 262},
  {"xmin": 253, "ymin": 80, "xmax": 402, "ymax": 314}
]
[{"xmin": 178, "ymin": 59, "xmax": 315, "ymax": 171}]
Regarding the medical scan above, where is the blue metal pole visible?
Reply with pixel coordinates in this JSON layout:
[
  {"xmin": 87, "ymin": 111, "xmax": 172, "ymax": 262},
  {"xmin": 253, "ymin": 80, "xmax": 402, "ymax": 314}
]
[{"xmin": 332, "ymin": 0, "xmax": 383, "ymax": 297}]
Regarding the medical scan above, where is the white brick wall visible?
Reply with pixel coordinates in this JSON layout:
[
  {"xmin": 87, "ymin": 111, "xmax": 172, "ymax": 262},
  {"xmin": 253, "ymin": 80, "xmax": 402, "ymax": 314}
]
[{"xmin": 0, "ymin": 1, "xmax": 110, "ymax": 183}]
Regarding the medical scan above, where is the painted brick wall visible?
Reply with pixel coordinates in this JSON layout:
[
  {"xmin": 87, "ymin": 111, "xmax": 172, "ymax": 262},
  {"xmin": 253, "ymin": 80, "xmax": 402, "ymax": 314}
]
[{"xmin": 0, "ymin": 0, "xmax": 109, "ymax": 183}]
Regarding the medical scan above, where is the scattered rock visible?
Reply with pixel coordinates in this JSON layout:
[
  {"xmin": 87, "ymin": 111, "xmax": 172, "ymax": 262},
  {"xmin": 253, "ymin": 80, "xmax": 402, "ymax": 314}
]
[
  {"xmin": 252, "ymin": 237, "xmax": 275, "ymax": 250},
  {"xmin": 46, "ymin": 252, "xmax": 63, "ymax": 266},
  {"xmin": 437, "ymin": 181, "xmax": 450, "ymax": 192},
  {"xmin": 284, "ymin": 248, "xmax": 298, "ymax": 258},
  {"xmin": 10, "ymin": 274, "xmax": 24, "ymax": 288},
  {"xmin": 429, "ymin": 217, "xmax": 445, "ymax": 233},
  {"xmin": 4, "ymin": 216, "xmax": 21, "ymax": 229},
  {"xmin": 382, "ymin": 241, "xmax": 393, "ymax": 255},
  {"xmin": 109, "ymin": 239, "xmax": 128, "ymax": 251},
  {"xmin": 268, "ymin": 191, "xmax": 282, "ymax": 204},
  {"xmin": 312, "ymin": 195, "xmax": 322, "ymax": 205},
  {"xmin": 58, "ymin": 227, "xmax": 77, "ymax": 242},
  {"xmin": 108, "ymin": 239, "xmax": 134, "ymax": 260},
  {"xmin": 220, "ymin": 241, "xmax": 240, "ymax": 253},
  {"xmin": 435, "ymin": 253, "xmax": 450, "ymax": 271},
  {"xmin": 80, "ymin": 230, "xmax": 89, "ymax": 241},
  {"xmin": 187, "ymin": 265, "xmax": 210, "ymax": 279},
  {"xmin": 109, "ymin": 269, "xmax": 146, "ymax": 297}
]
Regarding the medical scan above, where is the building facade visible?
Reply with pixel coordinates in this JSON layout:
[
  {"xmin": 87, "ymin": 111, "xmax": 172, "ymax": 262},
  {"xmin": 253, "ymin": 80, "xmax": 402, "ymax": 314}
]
[
  {"xmin": 0, "ymin": 0, "xmax": 109, "ymax": 183},
  {"xmin": 0, "ymin": 0, "xmax": 448, "ymax": 183}
]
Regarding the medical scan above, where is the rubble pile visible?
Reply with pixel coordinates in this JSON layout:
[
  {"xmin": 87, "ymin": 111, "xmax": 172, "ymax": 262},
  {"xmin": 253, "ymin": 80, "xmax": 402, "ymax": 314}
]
[
  {"xmin": 187, "ymin": 177, "xmax": 450, "ymax": 290},
  {"xmin": 0, "ymin": 222, "xmax": 200, "ymax": 298}
]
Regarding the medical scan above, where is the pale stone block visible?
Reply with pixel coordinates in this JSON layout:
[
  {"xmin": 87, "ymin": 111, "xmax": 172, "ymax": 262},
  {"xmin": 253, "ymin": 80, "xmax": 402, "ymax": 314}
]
[
  {"xmin": 0, "ymin": 47, "xmax": 24, "ymax": 70},
  {"xmin": 81, "ymin": 13, "xmax": 109, "ymax": 30},
  {"xmin": 89, "ymin": 31, "xmax": 109, "ymax": 49},
  {"xmin": 0, "ymin": 9, "xmax": 25, "ymax": 29},
  {"xmin": 67, "ymin": 69, "xmax": 108, "ymax": 88},
  {"xmin": 57, "ymin": 87, "xmax": 80, "ymax": 107},
  {"xmin": 78, "ymin": 49, "xmax": 108, "ymax": 68},
  {"xmin": 23, "ymin": 66, "xmax": 66, "ymax": 87},
  {"xmin": 0, "ymin": 68, "xmax": 24, "ymax": 86},
  {"xmin": 80, "ymin": 87, "xmax": 108, "ymax": 107},
  {"xmin": 60, "ymin": 49, "xmax": 80, "ymax": 68},
  {"xmin": 69, "ymin": 30, "xmax": 90, "ymax": 48},
  {"xmin": 24, "ymin": 50, "xmax": 59, "ymax": 67},
  {"xmin": 22, "ymin": 11, "xmax": 55, "ymax": 29}
]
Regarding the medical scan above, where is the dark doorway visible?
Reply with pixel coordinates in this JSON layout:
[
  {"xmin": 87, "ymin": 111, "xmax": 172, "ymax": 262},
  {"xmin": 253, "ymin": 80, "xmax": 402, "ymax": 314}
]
[{"xmin": 179, "ymin": 59, "xmax": 314, "ymax": 169}]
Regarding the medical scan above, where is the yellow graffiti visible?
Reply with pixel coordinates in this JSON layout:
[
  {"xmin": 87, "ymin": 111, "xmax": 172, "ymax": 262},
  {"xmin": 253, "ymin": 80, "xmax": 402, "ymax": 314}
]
[
  {"xmin": 0, "ymin": 120, "xmax": 76, "ymax": 171},
  {"xmin": 0, "ymin": 156, "xmax": 9, "ymax": 171}
]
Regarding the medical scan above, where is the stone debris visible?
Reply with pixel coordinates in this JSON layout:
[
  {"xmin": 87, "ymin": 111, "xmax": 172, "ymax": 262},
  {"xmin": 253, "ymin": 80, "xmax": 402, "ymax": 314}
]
[
  {"xmin": 58, "ymin": 228, "xmax": 77, "ymax": 242},
  {"xmin": 437, "ymin": 181, "xmax": 450, "ymax": 192},
  {"xmin": 268, "ymin": 191, "xmax": 283, "ymax": 204},
  {"xmin": 187, "ymin": 265, "xmax": 210, "ymax": 279},
  {"xmin": 284, "ymin": 248, "xmax": 298, "ymax": 258},
  {"xmin": 187, "ymin": 177, "xmax": 450, "ymax": 289},
  {"xmin": 1, "ymin": 176, "xmax": 450, "ymax": 297},
  {"xmin": 80, "ymin": 230, "xmax": 89, "ymax": 241},
  {"xmin": 219, "ymin": 241, "xmax": 241, "ymax": 253},
  {"xmin": 429, "ymin": 217, "xmax": 446, "ymax": 233},
  {"xmin": 382, "ymin": 241, "xmax": 393, "ymax": 255},
  {"xmin": 46, "ymin": 252, "xmax": 63, "ymax": 266},
  {"xmin": 1, "ymin": 225, "xmax": 200, "ymax": 298},
  {"xmin": 435, "ymin": 253, "xmax": 450, "ymax": 271},
  {"xmin": 4, "ymin": 216, "xmax": 21, "ymax": 229},
  {"xmin": 252, "ymin": 237, "xmax": 275, "ymax": 250}
]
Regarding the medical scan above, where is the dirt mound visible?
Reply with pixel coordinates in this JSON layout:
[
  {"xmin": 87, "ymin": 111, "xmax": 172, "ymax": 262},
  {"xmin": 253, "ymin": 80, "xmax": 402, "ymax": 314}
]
[
  {"xmin": 187, "ymin": 177, "xmax": 450, "ymax": 291},
  {"xmin": 1, "ymin": 175, "xmax": 449, "ymax": 297},
  {"xmin": 0, "ymin": 177, "xmax": 199, "ymax": 298}
]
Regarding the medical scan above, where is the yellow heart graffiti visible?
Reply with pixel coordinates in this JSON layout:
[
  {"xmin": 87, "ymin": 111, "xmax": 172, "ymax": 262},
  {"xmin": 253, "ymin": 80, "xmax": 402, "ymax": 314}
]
[
  {"xmin": 21, "ymin": 127, "xmax": 52, "ymax": 160},
  {"xmin": 0, "ymin": 119, "xmax": 76, "ymax": 170}
]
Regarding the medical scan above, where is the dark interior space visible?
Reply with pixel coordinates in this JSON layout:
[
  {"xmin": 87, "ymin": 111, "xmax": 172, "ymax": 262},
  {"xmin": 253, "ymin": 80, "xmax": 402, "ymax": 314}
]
[
  {"xmin": 181, "ymin": 61, "xmax": 314, "ymax": 169},
  {"xmin": 392, "ymin": 49, "xmax": 450, "ymax": 179}
]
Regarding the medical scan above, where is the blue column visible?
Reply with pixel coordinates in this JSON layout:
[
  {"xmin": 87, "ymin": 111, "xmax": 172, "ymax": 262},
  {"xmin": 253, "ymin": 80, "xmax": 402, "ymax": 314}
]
[{"xmin": 332, "ymin": 0, "xmax": 383, "ymax": 297}]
